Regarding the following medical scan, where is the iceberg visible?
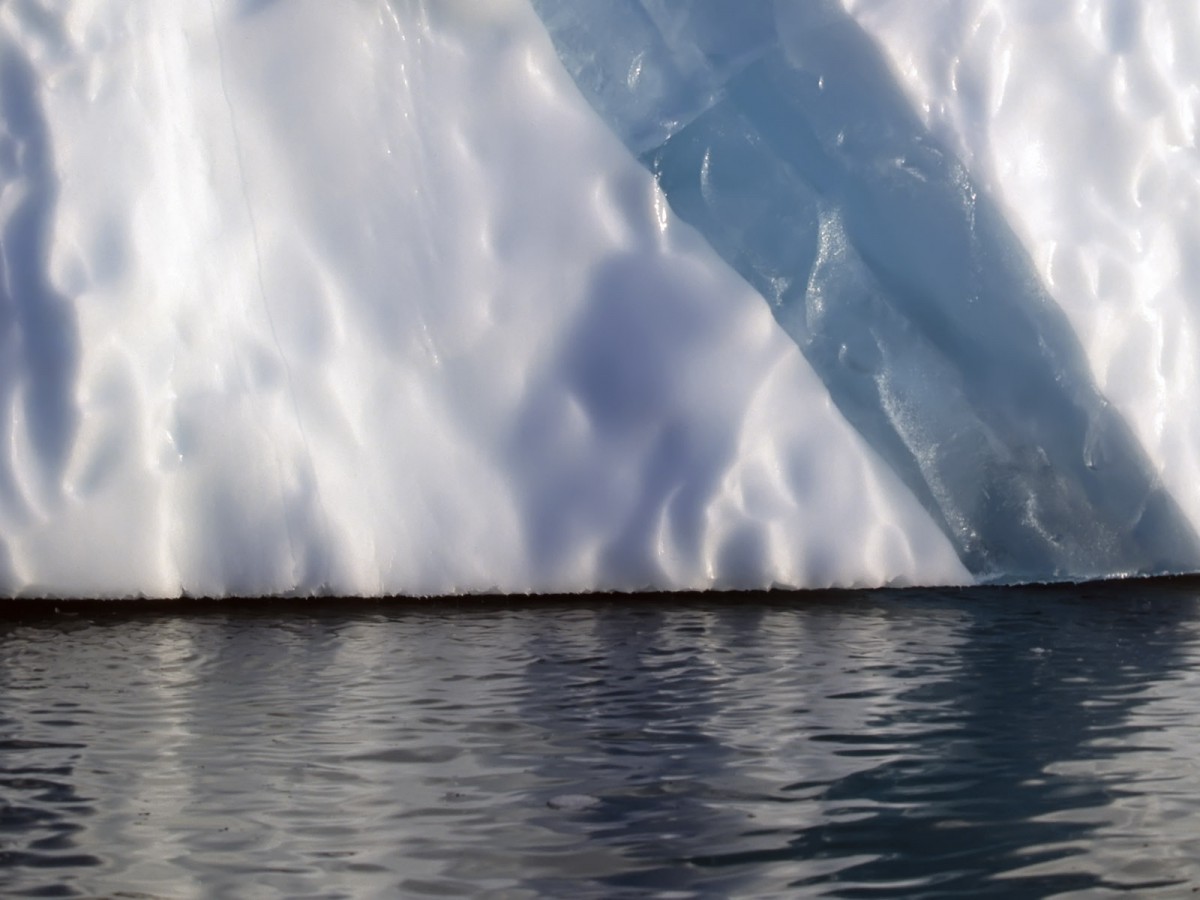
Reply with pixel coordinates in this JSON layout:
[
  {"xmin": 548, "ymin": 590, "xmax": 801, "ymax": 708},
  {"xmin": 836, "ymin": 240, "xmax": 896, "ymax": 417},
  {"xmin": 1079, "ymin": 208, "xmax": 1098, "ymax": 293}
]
[
  {"xmin": 531, "ymin": 0, "xmax": 1200, "ymax": 582},
  {"xmin": 0, "ymin": 0, "xmax": 1196, "ymax": 596}
]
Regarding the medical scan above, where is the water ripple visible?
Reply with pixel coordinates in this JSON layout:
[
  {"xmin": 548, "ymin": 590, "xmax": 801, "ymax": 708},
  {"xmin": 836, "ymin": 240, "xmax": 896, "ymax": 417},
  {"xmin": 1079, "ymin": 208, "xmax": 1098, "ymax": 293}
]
[{"xmin": 1, "ymin": 585, "xmax": 1200, "ymax": 896}]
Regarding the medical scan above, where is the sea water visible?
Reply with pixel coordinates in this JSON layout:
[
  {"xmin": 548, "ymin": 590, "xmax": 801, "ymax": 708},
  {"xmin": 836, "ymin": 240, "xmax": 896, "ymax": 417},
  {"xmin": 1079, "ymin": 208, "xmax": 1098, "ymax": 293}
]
[{"xmin": 3, "ymin": 583, "xmax": 1199, "ymax": 898}]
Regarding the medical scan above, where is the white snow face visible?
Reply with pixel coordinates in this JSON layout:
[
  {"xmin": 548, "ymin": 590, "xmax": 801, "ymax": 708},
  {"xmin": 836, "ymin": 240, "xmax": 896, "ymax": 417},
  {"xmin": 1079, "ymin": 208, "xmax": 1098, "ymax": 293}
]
[{"xmin": 3, "ymin": 0, "xmax": 1197, "ymax": 596}]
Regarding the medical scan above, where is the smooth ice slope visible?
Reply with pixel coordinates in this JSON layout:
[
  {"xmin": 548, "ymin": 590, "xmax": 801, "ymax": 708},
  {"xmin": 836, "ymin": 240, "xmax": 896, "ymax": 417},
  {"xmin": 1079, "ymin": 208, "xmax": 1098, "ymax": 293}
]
[
  {"xmin": 532, "ymin": 0, "xmax": 1200, "ymax": 583},
  {"xmin": 0, "ymin": 0, "xmax": 969, "ymax": 597}
]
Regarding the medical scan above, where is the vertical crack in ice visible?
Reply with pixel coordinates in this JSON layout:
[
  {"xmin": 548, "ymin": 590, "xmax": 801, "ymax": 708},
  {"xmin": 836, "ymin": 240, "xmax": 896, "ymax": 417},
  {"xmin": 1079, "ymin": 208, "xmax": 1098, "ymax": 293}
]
[
  {"xmin": 532, "ymin": 0, "xmax": 1200, "ymax": 581},
  {"xmin": 207, "ymin": 0, "xmax": 331, "ymax": 589}
]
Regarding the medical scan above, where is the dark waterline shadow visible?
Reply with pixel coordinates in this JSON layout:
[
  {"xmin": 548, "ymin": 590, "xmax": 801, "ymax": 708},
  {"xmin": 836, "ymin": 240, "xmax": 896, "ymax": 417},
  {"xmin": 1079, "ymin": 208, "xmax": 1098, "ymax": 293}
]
[{"xmin": 4, "ymin": 572, "xmax": 1200, "ymax": 619}]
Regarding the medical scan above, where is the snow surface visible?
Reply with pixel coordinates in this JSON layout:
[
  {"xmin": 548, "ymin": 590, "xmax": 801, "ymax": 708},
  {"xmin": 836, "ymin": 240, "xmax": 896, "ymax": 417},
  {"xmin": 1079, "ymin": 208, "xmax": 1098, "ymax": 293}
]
[{"xmin": 0, "ymin": 0, "xmax": 1196, "ymax": 597}]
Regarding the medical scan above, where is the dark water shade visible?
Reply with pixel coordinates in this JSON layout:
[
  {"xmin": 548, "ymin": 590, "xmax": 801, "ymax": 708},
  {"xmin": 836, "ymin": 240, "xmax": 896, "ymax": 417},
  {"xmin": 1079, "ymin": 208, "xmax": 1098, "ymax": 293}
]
[{"xmin": 3, "ymin": 581, "xmax": 1200, "ymax": 898}]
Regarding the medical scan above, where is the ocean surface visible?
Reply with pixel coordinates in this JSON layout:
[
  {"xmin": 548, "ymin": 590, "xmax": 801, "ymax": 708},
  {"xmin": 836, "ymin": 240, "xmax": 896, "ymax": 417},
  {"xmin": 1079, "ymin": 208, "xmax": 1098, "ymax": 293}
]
[{"xmin": 3, "ymin": 581, "xmax": 1200, "ymax": 898}]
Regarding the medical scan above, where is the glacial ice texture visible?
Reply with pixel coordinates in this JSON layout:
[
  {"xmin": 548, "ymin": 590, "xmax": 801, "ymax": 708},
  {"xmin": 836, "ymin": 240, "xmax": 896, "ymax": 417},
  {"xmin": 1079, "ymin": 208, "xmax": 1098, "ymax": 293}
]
[
  {"xmin": 1, "ymin": 0, "xmax": 1198, "ymax": 597},
  {"xmin": 532, "ymin": 0, "xmax": 1200, "ymax": 582},
  {"xmin": 0, "ymin": 0, "xmax": 971, "ymax": 597}
]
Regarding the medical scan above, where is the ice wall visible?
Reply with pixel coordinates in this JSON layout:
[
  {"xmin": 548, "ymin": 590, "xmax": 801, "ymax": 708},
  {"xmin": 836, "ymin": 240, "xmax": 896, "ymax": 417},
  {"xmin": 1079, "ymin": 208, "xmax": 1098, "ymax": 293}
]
[
  {"xmin": 4, "ymin": 0, "xmax": 1200, "ymax": 597},
  {"xmin": 0, "ymin": 0, "xmax": 970, "ymax": 597},
  {"xmin": 531, "ymin": 0, "xmax": 1200, "ymax": 583}
]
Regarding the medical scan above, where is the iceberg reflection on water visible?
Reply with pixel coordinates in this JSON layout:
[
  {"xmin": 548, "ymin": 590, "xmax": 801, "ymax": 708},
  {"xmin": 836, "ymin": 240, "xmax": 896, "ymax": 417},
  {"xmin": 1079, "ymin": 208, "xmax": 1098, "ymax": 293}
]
[{"xmin": 1, "ymin": 585, "xmax": 1198, "ymax": 895}]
